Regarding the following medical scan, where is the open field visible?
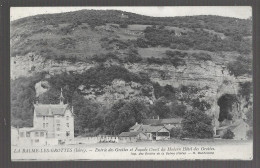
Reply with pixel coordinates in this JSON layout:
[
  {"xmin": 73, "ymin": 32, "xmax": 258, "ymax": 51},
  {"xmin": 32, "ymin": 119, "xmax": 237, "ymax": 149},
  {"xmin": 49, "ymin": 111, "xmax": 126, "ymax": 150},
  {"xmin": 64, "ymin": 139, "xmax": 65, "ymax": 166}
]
[{"xmin": 12, "ymin": 139, "xmax": 253, "ymax": 161}]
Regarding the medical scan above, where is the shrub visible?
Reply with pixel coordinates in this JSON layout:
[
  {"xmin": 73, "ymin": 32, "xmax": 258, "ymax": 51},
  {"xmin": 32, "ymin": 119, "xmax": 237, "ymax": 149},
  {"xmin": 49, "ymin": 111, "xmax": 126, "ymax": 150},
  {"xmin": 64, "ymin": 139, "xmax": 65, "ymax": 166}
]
[
  {"xmin": 119, "ymin": 23, "xmax": 128, "ymax": 28},
  {"xmin": 222, "ymin": 129, "xmax": 235, "ymax": 139},
  {"xmin": 170, "ymin": 128, "xmax": 182, "ymax": 139},
  {"xmin": 124, "ymin": 48, "xmax": 142, "ymax": 63},
  {"xmin": 136, "ymin": 38, "xmax": 148, "ymax": 48},
  {"xmin": 177, "ymin": 43, "xmax": 189, "ymax": 50},
  {"xmin": 227, "ymin": 56, "xmax": 252, "ymax": 77},
  {"xmin": 192, "ymin": 52, "xmax": 212, "ymax": 61}
]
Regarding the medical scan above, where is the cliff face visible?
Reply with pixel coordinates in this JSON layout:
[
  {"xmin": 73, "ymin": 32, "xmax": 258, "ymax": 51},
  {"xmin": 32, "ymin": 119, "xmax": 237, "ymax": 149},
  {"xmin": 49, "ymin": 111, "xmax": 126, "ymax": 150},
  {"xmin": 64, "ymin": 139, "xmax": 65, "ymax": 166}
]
[{"xmin": 12, "ymin": 51, "xmax": 252, "ymax": 127}]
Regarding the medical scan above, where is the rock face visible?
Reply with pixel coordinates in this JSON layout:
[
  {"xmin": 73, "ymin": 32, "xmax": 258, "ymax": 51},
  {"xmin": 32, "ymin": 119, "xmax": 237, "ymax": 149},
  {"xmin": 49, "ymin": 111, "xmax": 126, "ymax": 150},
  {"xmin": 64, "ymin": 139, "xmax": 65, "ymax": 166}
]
[
  {"xmin": 12, "ymin": 51, "xmax": 252, "ymax": 130},
  {"xmin": 11, "ymin": 53, "xmax": 96, "ymax": 79},
  {"xmin": 79, "ymin": 79, "xmax": 155, "ymax": 108}
]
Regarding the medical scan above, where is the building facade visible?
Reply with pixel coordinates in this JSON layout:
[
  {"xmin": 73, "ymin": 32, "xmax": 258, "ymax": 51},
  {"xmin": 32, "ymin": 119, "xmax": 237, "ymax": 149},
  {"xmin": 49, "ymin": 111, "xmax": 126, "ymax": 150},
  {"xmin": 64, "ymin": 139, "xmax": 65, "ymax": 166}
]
[{"xmin": 16, "ymin": 89, "xmax": 74, "ymax": 146}]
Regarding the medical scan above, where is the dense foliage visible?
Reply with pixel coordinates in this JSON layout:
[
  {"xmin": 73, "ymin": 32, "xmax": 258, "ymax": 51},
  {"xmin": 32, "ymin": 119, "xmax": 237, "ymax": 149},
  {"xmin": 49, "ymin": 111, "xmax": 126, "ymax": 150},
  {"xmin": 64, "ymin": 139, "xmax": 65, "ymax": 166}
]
[
  {"xmin": 227, "ymin": 55, "xmax": 252, "ymax": 77},
  {"xmin": 222, "ymin": 129, "xmax": 235, "ymax": 139},
  {"xmin": 181, "ymin": 109, "xmax": 214, "ymax": 139},
  {"xmin": 104, "ymin": 100, "xmax": 149, "ymax": 135},
  {"xmin": 11, "ymin": 73, "xmax": 46, "ymax": 127},
  {"xmin": 143, "ymin": 26, "xmax": 251, "ymax": 54},
  {"xmin": 40, "ymin": 65, "xmax": 151, "ymax": 104}
]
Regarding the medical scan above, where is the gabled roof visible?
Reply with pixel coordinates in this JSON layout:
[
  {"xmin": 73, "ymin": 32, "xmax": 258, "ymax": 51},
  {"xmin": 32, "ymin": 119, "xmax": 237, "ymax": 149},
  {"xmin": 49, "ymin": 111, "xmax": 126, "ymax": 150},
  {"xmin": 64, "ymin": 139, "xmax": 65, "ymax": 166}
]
[
  {"xmin": 119, "ymin": 132, "xmax": 143, "ymax": 137},
  {"xmin": 142, "ymin": 118, "xmax": 182, "ymax": 125},
  {"xmin": 129, "ymin": 124, "xmax": 141, "ymax": 131},
  {"xmin": 141, "ymin": 125, "xmax": 168, "ymax": 133},
  {"xmin": 34, "ymin": 104, "xmax": 69, "ymax": 116}
]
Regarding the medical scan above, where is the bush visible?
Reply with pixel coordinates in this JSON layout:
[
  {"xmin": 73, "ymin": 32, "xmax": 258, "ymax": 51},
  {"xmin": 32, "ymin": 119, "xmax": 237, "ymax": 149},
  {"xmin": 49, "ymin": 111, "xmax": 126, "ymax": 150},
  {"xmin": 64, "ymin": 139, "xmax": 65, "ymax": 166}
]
[
  {"xmin": 119, "ymin": 23, "xmax": 128, "ymax": 28},
  {"xmin": 177, "ymin": 43, "xmax": 189, "ymax": 50},
  {"xmin": 136, "ymin": 38, "xmax": 148, "ymax": 48},
  {"xmin": 192, "ymin": 52, "xmax": 212, "ymax": 61},
  {"xmin": 222, "ymin": 129, "xmax": 235, "ymax": 139},
  {"xmin": 124, "ymin": 48, "xmax": 142, "ymax": 63},
  {"xmin": 170, "ymin": 128, "xmax": 182, "ymax": 139}
]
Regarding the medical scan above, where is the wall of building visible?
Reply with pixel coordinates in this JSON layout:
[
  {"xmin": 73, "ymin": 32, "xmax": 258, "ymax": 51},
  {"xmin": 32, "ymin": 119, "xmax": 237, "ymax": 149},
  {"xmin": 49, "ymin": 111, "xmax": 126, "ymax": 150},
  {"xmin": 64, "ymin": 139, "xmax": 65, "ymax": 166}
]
[
  {"xmin": 34, "ymin": 115, "xmax": 55, "ymax": 136},
  {"xmin": 53, "ymin": 109, "xmax": 74, "ymax": 141}
]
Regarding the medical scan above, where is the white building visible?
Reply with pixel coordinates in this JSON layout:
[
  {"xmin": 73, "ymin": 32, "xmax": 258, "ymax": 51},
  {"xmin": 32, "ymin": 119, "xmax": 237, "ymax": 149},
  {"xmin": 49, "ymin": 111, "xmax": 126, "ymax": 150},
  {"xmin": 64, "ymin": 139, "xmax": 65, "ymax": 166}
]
[{"xmin": 16, "ymin": 89, "xmax": 75, "ymax": 146}]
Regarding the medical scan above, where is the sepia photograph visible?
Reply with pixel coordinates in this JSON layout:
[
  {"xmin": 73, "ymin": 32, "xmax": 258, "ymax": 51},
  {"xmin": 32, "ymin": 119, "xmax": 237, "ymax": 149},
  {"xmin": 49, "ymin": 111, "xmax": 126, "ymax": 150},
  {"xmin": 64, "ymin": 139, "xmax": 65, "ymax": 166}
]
[{"xmin": 10, "ymin": 6, "xmax": 253, "ymax": 161}]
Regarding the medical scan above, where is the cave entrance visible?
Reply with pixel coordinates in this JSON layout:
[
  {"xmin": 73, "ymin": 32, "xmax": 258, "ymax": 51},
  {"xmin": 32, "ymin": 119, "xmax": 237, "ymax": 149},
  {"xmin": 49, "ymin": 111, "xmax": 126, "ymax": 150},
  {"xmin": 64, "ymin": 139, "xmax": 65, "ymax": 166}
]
[{"xmin": 217, "ymin": 94, "xmax": 237, "ymax": 123}]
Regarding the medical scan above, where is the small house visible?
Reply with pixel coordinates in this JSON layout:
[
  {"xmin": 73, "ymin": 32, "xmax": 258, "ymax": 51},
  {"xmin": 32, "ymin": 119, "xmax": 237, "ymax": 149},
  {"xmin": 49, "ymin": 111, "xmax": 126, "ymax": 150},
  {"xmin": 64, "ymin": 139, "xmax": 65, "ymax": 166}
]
[
  {"xmin": 142, "ymin": 118, "xmax": 182, "ymax": 128},
  {"xmin": 141, "ymin": 125, "xmax": 170, "ymax": 141},
  {"xmin": 118, "ymin": 132, "xmax": 147, "ymax": 143}
]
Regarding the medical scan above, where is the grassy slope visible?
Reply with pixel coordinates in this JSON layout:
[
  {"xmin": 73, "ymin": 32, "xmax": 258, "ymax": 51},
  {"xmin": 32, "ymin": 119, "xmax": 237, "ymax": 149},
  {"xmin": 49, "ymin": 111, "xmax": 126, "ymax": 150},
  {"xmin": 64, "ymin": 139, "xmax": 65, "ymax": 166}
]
[{"xmin": 10, "ymin": 10, "xmax": 252, "ymax": 64}]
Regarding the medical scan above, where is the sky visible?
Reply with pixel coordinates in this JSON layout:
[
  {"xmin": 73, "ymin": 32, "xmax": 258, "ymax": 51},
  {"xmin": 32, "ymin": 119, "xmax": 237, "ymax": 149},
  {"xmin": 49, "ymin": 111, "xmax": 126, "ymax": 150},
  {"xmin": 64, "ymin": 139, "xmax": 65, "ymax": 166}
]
[{"xmin": 10, "ymin": 6, "xmax": 252, "ymax": 21}]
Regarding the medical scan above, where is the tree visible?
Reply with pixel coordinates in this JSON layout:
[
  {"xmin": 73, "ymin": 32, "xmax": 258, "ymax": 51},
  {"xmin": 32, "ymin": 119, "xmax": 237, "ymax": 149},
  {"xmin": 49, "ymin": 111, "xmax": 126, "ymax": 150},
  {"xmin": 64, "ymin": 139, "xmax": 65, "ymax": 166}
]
[
  {"xmin": 170, "ymin": 127, "xmax": 182, "ymax": 139},
  {"xmin": 181, "ymin": 109, "xmax": 214, "ymax": 139},
  {"xmin": 105, "ymin": 100, "xmax": 148, "ymax": 135},
  {"xmin": 169, "ymin": 101, "xmax": 187, "ymax": 117},
  {"xmin": 150, "ymin": 97, "xmax": 171, "ymax": 118},
  {"xmin": 192, "ymin": 98, "xmax": 211, "ymax": 111},
  {"xmin": 72, "ymin": 91, "xmax": 101, "ymax": 134},
  {"xmin": 222, "ymin": 129, "xmax": 235, "ymax": 139}
]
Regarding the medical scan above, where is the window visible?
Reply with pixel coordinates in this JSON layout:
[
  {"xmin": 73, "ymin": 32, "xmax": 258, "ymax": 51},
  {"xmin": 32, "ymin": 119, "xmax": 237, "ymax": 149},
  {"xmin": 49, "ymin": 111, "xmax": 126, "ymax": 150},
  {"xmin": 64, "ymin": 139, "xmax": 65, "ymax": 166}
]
[
  {"xmin": 66, "ymin": 116, "xmax": 69, "ymax": 120},
  {"xmin": 57, "ymin": 124, "xmax": 60, "ymax": 131},
  {"xmin": 56, "ymin": 119, "xmax": 60, "ymax": 123},
  {"xmin": 40, "ymin": 132, "xmax": 44, "ymax": 137},
  {"xmin": 43, "ymin": 123, "xmax": 45, "ymax": 128},
  {"xmin": 26, "ymin": 132, "xmax": 30, "ymax": 137},
  {"xmin": 67, "ymin": 123, "xmax": 69, "ymax": 127},
  {"xmin": 35, "ymin": 132, "xmax": 39, "ymax": 137},
  {"xmin": 35, "ymin": 139, "xmax": 39, "ymax": 143},
  {"xmin": 20, "ymin": 132, "xmax": 24, "ymax": 137},
  {"xmin": 66, "ymin": 131, "xmax": 70, "ymax": 137},
  {"xmin": 43, "ymin": 116, "xmax": 45, "ymax": 120},
  {"xmin": 46, "ymin": 123, "xmax": 48, "ymax": 127}
]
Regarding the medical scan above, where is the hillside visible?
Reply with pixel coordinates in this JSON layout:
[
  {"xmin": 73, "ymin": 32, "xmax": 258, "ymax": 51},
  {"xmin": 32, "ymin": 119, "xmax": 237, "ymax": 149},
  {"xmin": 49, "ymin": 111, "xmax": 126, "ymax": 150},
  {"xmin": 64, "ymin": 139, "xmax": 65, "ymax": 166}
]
[{"xmin": 10, "ymin": 10, "xmax": 253, "ymax": 136}]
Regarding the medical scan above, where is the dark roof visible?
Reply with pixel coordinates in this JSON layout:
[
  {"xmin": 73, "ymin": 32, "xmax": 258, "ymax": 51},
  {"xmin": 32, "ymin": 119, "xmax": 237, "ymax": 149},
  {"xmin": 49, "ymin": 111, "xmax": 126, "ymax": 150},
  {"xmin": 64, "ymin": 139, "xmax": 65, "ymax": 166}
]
[
  {"xmin": 142, "ymin": 118, "xmax": 182, "ymax": 125},
  {"xmin": 34, "ymin": 104, "xmax": 69, "ymax": 116},
  {"xmin": 141, "ymin": 125, "xmax": 168, "ymax": 133},
  {"xmin": 119, "ymin": 132, "xmax": 143, "ymax": 137}
]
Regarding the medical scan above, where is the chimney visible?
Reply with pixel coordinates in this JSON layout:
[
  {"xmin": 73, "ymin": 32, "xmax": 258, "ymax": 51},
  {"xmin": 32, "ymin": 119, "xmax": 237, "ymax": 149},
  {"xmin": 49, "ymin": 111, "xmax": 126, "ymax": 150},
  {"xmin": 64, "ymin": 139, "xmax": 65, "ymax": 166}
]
[
  {"xmin": 36, "ymin": 100, "xmax": 39, "ymax": 105},
  {"xmin": 153, "ymin": 116, "xmax": 154, "ymax": 119},
  {"xmin": 157, "ymin": 115, "xmax": 159, "ymax": 120},
  {"xmin": 135, "ymin": 122, "xmax": 138, "ymax": 125}
]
